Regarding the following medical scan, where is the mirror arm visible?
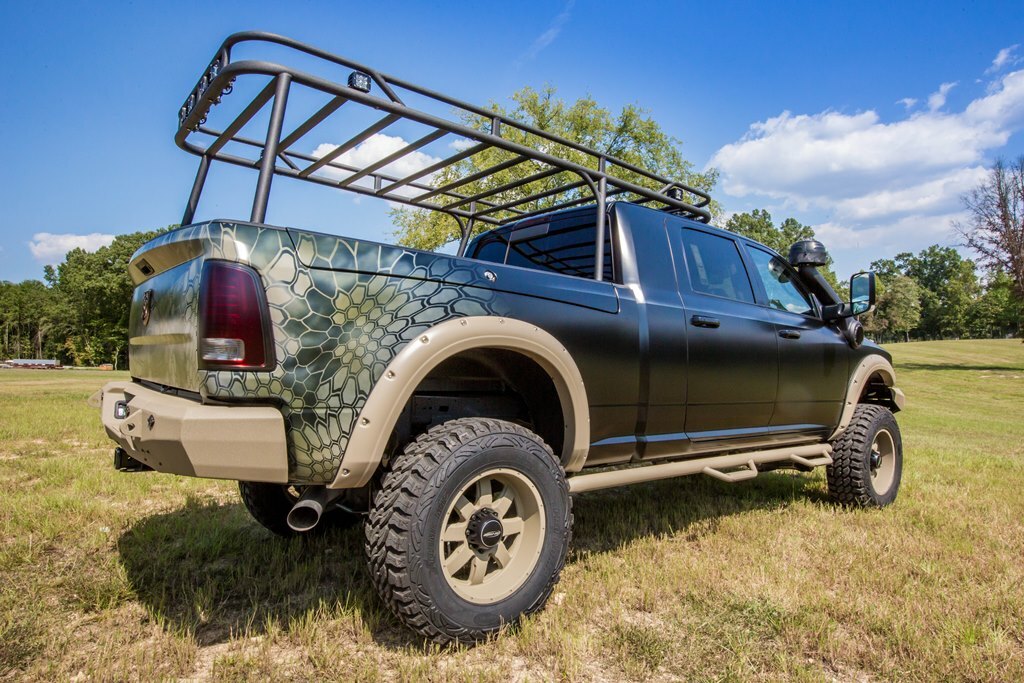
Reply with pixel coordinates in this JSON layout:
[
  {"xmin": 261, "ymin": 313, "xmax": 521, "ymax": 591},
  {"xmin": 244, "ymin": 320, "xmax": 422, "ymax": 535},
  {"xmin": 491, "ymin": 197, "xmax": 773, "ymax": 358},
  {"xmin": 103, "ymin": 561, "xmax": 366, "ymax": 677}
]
[{"xmin": 822, "ymin": 303, "xmax": 853, "ymax": 321}]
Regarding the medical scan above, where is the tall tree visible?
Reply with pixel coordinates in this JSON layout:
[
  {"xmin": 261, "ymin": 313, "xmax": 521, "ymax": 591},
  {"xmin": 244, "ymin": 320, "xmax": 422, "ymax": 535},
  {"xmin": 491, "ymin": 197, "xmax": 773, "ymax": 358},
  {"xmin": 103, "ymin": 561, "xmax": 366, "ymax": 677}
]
[
  {"xmin": 866, "ymin": 275, "xmax": 921, "ymax": 342},
  {"xmin": 956, "ymin": 156, "xmax": 1024, "ymax": 299},
  {"xmin": 966, "ymin": 270, "xmax": 1023, "ymax": 338},
  {"xmin": 725, "ymin": 210, "xmax": 809, "ymax": 253},
  {"xmin": 872, "ymin": 245, "xmax": 980, "ymax": 339},
  {"xmin": 0, "ymin": 280, "xmax": 55, "ymax": 359},
  {"xmin": 391, "ymin": 85, "xmax": 718, "ymax": 251},
  {"xmin": 45, "ymin": 227, "xmax": 170, "ymax": 367}
]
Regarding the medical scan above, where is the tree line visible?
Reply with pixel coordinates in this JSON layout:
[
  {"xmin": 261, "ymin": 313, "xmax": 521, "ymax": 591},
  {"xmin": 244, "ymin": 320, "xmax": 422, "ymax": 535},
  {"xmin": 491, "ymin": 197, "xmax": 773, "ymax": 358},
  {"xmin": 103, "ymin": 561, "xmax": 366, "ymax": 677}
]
[
  {"xmin": 2, "ymin": 89, "xmax": 1020, "ymax": 365},
  {"xmin": 0, "ymin": 228, "xmax": 168, "ymax": 367}
]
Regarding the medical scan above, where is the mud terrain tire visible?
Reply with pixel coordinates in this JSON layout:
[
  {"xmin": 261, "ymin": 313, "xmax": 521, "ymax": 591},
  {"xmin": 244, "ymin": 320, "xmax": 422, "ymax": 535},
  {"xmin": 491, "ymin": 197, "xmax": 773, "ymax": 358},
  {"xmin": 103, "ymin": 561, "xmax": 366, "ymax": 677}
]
[
  {"xmin": 365, "ymin": 417, "xmax": 572, "ymax": 644},
  {"xmin": 827, "ymin": 404, "xmax": 903, "ymax": 508}
]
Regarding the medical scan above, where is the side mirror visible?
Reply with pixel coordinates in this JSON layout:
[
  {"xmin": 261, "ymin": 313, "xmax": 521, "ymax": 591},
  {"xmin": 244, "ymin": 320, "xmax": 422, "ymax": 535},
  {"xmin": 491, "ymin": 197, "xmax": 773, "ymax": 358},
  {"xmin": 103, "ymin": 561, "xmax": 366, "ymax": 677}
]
[
  {"xmin": 850, "ymin": 271, "xmax": 876, "ymax": 315},
  {"xmin": 821, "ymin": 270, "xmax": 876, "ymax": 321}
]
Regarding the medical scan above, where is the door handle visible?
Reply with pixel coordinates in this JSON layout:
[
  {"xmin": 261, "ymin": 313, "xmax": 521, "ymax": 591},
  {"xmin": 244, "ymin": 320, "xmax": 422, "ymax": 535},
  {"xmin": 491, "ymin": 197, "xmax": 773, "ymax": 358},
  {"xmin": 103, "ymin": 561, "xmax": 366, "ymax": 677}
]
[
  {"xmin": 779, "ymin": 329, "xmax": 801, "ymax": 339},
  {"xmin": 691, "ymin": 315, "xmax": 720, "ymax": 329}
]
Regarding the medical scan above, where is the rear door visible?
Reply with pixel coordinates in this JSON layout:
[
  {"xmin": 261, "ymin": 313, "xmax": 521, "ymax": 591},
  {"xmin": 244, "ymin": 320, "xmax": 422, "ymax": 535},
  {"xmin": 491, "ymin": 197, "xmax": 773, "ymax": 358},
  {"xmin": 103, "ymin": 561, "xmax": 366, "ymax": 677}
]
[
  {"xmin": 744, "ymin": 245, "xmax": 848, "ymax": 436},
  {"xmin": 675, "ymin": 227, "xmax": 778, "ymax": 443}
]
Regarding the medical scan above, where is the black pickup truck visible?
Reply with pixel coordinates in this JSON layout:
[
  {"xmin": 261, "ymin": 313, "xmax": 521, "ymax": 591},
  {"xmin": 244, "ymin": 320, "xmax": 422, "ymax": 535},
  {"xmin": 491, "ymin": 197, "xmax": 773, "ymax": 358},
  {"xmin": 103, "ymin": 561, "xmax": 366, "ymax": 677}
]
[{"xmin": 99, "ymin": 32, "xmax": 905, "ymax": 644}]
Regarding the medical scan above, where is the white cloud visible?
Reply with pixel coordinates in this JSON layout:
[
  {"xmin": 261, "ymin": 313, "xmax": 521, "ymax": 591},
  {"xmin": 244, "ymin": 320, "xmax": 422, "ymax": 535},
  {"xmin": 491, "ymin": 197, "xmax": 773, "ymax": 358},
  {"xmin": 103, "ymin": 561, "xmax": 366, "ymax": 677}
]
[
  {"xmin": 986, "ymin": 44, "xmax": 1019, "ymax": 74},
  {"xmin": 311, "ymin": 133, "xmax": 442, "ymax": 201},
  {"xmin": 830, "ymin": 166, "xmax": 988, "ymax": 220},
  {"xmin": 896, "ymin": 97, "xmax": 917, "ymax": 110},
  {"xmin": 450, "ymin": 138, "xmax": 476, "ymax": 152},
  {"xmin": 815, "ymin": 211, "xmax": 968, "ymax": 251},
  {"xmin": 927, "ymin": 81, "xmax": 957, "ymax": 111},
  {"xmin": 514, "ymin": 0, "xmax": 574, "ymax": 67},
  {"xmin": 711, "ymin": 68, "xmax": 1024, "ymax": 270},
  {"xmin": 712, "ymin": 69, "xmax": 1024, "ymax": 217},
  {"xmin": 28, "ymin": 232, "xmax": 115, "ymax": 264}
]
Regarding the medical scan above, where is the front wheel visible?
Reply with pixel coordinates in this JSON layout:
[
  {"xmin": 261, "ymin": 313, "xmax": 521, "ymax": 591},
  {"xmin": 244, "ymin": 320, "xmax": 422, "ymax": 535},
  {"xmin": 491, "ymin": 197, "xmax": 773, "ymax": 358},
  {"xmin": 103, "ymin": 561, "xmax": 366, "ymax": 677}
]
[
  {"xmin": 365, "ymin": 418, "xmax": 572, "ymax": 644},
  {"xmin": 827, "ymin": 404, "xmax": 903, "ymax": 507}
]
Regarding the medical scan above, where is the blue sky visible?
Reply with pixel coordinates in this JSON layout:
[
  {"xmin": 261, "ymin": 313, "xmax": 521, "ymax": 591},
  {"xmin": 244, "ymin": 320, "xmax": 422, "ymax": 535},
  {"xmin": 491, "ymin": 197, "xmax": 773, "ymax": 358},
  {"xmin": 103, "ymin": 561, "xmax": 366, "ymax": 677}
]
[{"xmin": 1, "ymin": 0, "xmax": 1022, "ymax": 282}]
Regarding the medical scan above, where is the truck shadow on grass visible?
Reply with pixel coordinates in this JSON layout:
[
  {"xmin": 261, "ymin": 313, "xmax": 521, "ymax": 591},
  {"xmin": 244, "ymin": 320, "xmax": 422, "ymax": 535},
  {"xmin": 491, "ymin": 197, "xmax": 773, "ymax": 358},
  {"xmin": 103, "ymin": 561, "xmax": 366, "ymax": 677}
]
[
  {"xmin": 117, "ymin": 472, "xmax": 825, "ymax": 649},
  {"xmin": 897, "ymin": 362, "xmax": 1022, "ymax": 372}
]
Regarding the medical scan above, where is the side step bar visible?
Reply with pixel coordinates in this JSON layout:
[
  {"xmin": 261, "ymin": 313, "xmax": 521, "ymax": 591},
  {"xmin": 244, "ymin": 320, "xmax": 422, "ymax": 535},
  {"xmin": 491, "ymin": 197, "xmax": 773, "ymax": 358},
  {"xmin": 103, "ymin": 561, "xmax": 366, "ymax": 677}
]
[{"xmin": 567, "ymin": 444, "xmax": 832, "ymax": 494}]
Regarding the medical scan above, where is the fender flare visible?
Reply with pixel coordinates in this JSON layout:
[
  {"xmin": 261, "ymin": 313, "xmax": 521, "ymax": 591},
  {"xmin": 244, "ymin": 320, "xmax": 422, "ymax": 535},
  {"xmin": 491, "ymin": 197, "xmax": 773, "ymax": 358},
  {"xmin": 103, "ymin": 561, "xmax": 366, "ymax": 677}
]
[
  {"xmin": 329, "ymin": 316, "xmax": 591, "ymax": 488},
  {"xmin": 829, "ymin": 355, "xmax": 905, "ymax": 441}
]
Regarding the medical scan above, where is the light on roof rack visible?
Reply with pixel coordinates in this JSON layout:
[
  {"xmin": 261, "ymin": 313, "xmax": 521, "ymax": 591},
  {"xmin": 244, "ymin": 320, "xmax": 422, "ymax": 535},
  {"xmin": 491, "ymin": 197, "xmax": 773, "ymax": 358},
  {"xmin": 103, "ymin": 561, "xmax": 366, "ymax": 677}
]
[
  {"xmin": 348, "ymin": 71, "xmax": 371, "ymax": 93},
  {"xmin": 666, "ymin": 187, "xmax": 684, "ymax": 201}
]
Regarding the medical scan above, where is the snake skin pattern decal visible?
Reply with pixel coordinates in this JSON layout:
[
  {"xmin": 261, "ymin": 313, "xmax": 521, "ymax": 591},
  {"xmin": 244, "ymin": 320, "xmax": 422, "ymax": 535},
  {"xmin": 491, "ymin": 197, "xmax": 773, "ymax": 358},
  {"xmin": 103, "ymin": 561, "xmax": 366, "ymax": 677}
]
[{"xmin": 131, "ymin": 222, "xmax": 501, "ymax": 483}]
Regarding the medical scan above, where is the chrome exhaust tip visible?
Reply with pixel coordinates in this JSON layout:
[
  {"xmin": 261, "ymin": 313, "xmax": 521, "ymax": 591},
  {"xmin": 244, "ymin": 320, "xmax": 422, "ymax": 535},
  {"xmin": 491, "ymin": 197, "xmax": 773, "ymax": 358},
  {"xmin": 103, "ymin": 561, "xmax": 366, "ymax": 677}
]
[{"xmin": 286, "ymin": 487, "xmax": 341, "ymax": 533}]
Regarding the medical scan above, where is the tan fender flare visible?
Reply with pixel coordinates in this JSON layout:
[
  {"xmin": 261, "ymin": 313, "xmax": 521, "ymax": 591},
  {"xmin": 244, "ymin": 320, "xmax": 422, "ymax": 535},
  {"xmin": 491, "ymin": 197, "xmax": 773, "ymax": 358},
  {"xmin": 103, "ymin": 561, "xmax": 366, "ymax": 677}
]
[
  {"xmin": 829, "ymin": 355, "xmax": 906, "ymax": 441},
  {"xmin": 329, "ymin": 316, "xmax": 591, "ymax": 489}
]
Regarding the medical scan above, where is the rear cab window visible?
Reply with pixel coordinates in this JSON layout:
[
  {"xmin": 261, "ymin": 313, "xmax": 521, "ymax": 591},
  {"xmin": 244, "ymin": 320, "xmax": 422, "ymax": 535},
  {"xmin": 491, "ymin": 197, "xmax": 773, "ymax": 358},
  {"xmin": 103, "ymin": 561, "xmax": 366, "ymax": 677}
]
[{"xmin": 471, "ymin": 213, "xmax": 615, "ymax": 282}]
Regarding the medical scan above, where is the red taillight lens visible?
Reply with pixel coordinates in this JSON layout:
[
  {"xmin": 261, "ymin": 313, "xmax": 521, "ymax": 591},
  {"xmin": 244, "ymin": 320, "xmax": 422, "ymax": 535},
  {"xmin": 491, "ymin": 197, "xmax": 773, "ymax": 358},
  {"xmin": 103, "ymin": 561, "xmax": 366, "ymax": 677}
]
[{"xmin": 198, "ymin": 261, "xmax": 273, "ymax": 370}]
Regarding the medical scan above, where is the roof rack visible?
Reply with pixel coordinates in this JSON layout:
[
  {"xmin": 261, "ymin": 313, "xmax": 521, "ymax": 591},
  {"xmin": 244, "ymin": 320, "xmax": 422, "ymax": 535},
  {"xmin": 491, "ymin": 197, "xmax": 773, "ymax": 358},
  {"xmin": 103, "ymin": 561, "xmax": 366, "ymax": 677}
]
[{"xmin": 176, "ymin": 32, "xmax": 712, "ymax": 275}]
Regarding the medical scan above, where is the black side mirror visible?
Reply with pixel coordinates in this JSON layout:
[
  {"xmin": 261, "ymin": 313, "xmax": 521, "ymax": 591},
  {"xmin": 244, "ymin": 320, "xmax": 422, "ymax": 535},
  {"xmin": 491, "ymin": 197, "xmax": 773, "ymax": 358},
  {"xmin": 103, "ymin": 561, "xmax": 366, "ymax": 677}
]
[
  {"xmin": 821, "ymin": 270, "xmax": 876, "ymax": 321},
  {"xmin": 850, "ymin": 271, "xmax": 876, "ymax": 315}
]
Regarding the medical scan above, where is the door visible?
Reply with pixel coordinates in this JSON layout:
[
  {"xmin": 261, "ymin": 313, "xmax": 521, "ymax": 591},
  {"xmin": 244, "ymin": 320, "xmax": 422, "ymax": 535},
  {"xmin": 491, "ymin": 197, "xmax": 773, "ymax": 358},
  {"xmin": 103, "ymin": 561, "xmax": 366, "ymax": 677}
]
[
  {"xmin": 676, "ymin": 227, "xmax": 779, "ymax": 443},
  {"xmin": 745, "ymin": 246, "xmax": 848, "ymax": 436}
]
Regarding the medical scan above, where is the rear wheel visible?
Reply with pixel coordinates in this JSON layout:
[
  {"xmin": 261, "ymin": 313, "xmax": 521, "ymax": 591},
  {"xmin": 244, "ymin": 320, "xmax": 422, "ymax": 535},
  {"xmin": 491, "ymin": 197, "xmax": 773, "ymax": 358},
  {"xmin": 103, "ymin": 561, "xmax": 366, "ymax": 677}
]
[
  {"xmin": 238, "ymin": 481, "xmax": 361, "ymax": 537},
  {"xmin": 827, "ymin": 404, "xmax": 903, "ymax": 507},
  {"xmin": 365, "ymin": 417, "xmax": 572, "ymax": 644}
]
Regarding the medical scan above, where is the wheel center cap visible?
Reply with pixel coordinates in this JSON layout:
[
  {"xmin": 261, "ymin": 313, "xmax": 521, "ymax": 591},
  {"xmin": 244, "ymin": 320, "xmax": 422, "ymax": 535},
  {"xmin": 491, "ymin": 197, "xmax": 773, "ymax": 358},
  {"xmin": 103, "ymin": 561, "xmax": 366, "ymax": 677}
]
[
  {"xmin": 870, "ymin": 449, "xmax": 882, "ymax": 470},
  {"xmin": 466, "ymin": 508, "xmax": 503, "ymax": 551}
]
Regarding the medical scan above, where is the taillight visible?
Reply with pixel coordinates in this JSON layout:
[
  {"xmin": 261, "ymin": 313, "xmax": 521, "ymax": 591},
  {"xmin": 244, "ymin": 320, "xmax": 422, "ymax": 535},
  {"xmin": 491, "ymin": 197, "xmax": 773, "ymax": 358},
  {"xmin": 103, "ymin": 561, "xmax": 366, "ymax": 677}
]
[{"xmin": 198, "ymin": 261, "xmax": 273, "ymax": 370}]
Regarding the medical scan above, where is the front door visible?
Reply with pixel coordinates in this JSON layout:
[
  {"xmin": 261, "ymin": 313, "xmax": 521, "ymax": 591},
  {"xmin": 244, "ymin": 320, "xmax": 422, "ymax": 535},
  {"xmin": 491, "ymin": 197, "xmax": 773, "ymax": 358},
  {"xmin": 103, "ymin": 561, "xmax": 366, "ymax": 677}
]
[
  {"xmin": 675, "ymin": 227, "xmax": 779, "ymax": 444},
  {"xmin": 745, "ymin": 246, "xmax": 848, "ymax": 437}
]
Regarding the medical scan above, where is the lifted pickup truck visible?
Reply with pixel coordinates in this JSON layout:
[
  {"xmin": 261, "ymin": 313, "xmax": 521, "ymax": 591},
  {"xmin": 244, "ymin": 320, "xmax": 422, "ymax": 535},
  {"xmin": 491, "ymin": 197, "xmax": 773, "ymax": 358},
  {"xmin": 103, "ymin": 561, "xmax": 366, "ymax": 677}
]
[{"xmin": 99, "ymin": 32, "xmax": 905, "ymax": 644}]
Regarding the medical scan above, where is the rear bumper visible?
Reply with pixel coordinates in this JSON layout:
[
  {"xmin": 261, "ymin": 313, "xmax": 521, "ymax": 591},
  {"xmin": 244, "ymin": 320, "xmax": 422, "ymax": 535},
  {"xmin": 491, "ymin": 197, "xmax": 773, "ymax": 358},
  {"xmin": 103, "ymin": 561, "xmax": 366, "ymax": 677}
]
[{"xmin": 99, "ymin": 380, "xmax": 288, "ymax": 483}]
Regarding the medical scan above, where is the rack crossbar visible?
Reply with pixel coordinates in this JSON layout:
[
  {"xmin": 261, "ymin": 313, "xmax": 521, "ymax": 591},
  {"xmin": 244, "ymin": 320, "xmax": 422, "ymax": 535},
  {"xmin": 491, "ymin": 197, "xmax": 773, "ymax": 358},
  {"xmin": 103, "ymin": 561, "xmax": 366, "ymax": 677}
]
[{"xmin": 175, "ymin": 31, "xmax": 714, "ymax": 269}]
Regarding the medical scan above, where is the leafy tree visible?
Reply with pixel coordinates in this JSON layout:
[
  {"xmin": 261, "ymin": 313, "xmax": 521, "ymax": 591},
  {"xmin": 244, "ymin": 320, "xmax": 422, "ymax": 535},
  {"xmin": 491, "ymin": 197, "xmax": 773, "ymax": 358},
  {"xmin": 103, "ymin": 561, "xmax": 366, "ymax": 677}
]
[
  {"xmin": 864, "ymin": 275, "xmax": 921, "ymax": 342},
  {"xmin": 871, "ymin": 245, "xmax": 980, "ymax": 339},
  {"xmin": 45, "ymin": 227, "xmax": 171, "ymax": 367},
  {"xmin": 956, "ymin": 156, "xmax": 1024, "ymax": 299},
  {"xmin": 725, "ymin": 209, "xmax": 841, "ymax": 289},
  {"xmin": 391, "ymin": 86, "xmax": 718, "ymax": 251},
  {"xmin": 966, "ymin": 270, "xmax": 1023, "ymax": 338},
  {"xmin": 0, "ymin": 280, "xmax": 56, "ymax": 359}
]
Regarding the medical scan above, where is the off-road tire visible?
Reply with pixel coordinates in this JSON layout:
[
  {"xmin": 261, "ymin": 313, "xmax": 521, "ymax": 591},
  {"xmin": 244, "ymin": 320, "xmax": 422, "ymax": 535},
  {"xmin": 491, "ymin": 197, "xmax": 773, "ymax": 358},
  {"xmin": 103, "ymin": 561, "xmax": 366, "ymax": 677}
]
[
  {"xmin": 365, "ymin": 417, "xmax": 572, "ymax": 645},
  {"xmin": 238, "ymin": 481, "xmax": 360, "ymax": 537},
  {"xmin": 827, "ymin": 404, "xmax": 903, "ymax": 507}
]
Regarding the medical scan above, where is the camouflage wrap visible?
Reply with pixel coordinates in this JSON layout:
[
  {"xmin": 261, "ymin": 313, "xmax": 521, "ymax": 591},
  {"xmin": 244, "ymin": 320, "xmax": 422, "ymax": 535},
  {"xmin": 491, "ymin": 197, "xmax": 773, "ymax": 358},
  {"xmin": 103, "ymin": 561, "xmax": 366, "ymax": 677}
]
[{"xmin": 133, "ymin": 222, "xmax": 500, "ymax": 483}]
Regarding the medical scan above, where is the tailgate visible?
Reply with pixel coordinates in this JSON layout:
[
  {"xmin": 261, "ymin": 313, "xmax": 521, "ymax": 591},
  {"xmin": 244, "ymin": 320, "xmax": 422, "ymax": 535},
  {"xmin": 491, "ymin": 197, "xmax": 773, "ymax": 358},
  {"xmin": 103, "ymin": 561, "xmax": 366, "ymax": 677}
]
[{"xmin": 127, "ymin": 234, "xmax": 206, "ymax": 392}]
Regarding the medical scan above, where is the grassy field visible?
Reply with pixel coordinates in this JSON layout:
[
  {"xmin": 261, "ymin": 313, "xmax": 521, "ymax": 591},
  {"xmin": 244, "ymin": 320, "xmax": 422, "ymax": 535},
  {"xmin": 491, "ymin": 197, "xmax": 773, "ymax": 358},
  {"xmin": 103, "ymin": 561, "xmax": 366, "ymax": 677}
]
[{"xmin": 1, "ymin": 339, "xmax": 1022, "ymax": 681}]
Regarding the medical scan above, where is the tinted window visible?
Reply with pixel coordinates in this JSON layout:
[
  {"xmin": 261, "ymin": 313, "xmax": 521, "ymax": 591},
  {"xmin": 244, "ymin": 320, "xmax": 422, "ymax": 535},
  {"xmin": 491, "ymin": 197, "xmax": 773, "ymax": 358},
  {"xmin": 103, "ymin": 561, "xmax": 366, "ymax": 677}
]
[
  {"xmin": 748, "ymin": 247, "xmax": 815, "ymax": 316},
  {"xmin": 473, "ymin": 237, "xmax": 507, "ymax": 264},
  {"xmin": 473, "ymin": 219, "xmax": 614, "ymax": 280},
  {"xmin": 680, "ymin": 229, "xmax": 754, "ymax": 303}
]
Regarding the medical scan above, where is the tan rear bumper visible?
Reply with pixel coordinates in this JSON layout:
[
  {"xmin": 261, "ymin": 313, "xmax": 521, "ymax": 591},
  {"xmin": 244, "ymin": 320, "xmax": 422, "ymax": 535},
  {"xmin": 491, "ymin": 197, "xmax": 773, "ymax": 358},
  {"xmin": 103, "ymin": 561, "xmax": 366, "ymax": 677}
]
[{"xmin": 99, "ymin": 381, "xmax": 288, "ymax": 483}]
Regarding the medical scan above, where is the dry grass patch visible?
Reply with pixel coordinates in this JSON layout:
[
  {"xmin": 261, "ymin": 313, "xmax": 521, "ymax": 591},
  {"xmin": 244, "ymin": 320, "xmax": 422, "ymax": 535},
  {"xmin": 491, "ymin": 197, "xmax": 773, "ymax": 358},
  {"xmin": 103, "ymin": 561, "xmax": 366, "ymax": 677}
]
[{"xmin": 1, "ymin": 341, "xmax": 1023, "ymax": 681}]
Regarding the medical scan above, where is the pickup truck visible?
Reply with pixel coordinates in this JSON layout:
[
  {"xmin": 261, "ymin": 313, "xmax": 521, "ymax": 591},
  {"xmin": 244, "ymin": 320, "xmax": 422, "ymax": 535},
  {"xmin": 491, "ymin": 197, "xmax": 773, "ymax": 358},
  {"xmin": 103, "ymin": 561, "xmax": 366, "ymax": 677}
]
[{"xmin": 99, "ymin": 32, "xmax": 905, "ymax": 644}]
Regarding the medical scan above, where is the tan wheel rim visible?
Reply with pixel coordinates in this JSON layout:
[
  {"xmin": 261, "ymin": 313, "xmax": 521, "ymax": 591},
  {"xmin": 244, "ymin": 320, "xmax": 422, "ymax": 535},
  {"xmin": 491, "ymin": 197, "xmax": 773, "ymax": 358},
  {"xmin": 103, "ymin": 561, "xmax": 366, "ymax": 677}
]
[
  {"xmin": 870, "ymin": 428, "xmax": 896, "ymax": 495},
  {"xmin": 438, "ymin": 467, "xmax": 546, "ymax": 604}
]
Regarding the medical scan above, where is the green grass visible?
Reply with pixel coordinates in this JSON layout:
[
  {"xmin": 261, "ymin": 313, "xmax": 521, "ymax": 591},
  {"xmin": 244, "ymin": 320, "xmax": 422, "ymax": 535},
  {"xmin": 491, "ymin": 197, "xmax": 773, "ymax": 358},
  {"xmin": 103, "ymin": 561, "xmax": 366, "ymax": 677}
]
[{"xmin": 1, "ymin": 340, "xmax": 1023, "ymax": 681}]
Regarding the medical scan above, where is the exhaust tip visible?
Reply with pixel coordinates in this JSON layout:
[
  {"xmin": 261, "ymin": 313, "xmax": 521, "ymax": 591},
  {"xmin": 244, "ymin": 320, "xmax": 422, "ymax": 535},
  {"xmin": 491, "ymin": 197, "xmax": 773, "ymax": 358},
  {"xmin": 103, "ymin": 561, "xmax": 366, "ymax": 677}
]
[
  {"xmin": 287, "ymin": 486, "xmax": 344, "ymax": 533},
  {"xmin": 287, "ymin": 500, "xmax": 323, "ymax": 533}
]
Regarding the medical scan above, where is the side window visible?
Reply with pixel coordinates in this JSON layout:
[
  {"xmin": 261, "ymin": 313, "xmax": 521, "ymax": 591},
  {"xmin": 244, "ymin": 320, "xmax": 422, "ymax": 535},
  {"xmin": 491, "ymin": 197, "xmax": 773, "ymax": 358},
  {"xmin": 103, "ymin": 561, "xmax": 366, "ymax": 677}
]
[
  {"xmin": 472, "ymin": 236, "xmax": 507, "ymax": 264},
  {"xmin": 474, "ymin": 219, "xmax": 615, "ymax": 281},
  {"xmin": 748, "ymin": 247, "xmax": 815, "ymax": 316},
  {"xmin": 680, "ymin": 229, "xmax": 755, "ymax": 303}
]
